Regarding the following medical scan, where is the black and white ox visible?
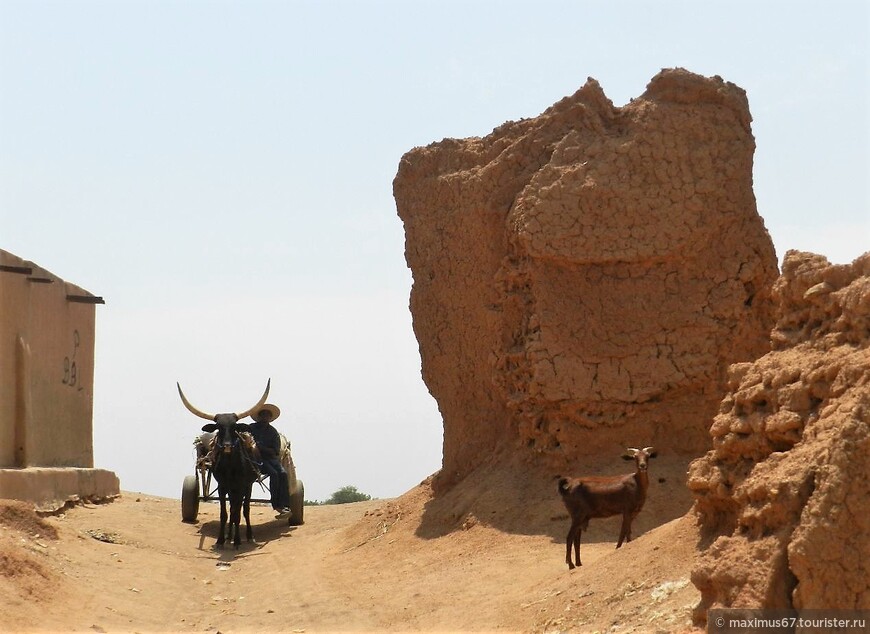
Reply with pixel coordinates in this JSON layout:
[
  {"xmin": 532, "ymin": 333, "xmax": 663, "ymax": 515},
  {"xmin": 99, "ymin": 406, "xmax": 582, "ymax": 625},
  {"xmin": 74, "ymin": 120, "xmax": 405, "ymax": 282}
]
[{"xmin": 177, "ymin": 379, "xmax": 269, "ymax": 548}]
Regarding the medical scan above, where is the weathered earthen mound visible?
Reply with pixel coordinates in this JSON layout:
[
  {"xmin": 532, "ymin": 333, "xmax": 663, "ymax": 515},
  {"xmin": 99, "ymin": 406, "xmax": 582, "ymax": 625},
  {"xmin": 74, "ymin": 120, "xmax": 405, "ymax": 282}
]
[
  {"xmin": 0, "ymin": 500, "xmax": 58, "ymax": 540},
  {"xmin": 394, "ymin": 68, "xmax": 778, "ymax": 488},
  {"xmin": 0, "ymin": 500, "xmax": 58, "ymax": 603},
  {"xmin": 688, "ymin": 250, "xmax": 870, "ymax": 616}
]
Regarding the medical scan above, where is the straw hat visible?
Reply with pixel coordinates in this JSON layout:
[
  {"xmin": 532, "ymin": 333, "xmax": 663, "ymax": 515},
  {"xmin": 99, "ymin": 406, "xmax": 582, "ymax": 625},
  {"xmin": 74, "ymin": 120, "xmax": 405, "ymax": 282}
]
[{"xmin": 251, "ymin": 403, "xmax": 281, "ymax": 422}]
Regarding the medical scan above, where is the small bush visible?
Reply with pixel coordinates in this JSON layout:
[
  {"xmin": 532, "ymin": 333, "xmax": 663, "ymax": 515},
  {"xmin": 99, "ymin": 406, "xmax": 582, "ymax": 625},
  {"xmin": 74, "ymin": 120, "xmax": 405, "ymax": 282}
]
[{"xmin": 323, "ymin": 485, "xmax": 372, "ymax": 505}]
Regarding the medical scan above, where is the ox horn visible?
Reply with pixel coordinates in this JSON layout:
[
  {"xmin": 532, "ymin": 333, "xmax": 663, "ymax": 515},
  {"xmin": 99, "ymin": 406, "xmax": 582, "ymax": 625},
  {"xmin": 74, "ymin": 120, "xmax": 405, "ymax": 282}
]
[
  {"xmin": 235, "ymin": 379, "xmax": 271, "ymax": 420},
  {"xmin": 176, "ymin": 379, "xmax": 271, "ymax": 422},
  {"xmin": 177, "ymin": 382, "xmax": 215, "ymax": 421}
]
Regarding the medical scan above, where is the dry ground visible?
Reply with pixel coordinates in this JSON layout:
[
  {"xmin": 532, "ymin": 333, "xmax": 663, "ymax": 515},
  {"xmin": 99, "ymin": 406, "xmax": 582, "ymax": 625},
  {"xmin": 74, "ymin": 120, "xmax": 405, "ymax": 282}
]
[{"xmin": 0, "ymin": 456, "xmax": 703, "ymax": 633}]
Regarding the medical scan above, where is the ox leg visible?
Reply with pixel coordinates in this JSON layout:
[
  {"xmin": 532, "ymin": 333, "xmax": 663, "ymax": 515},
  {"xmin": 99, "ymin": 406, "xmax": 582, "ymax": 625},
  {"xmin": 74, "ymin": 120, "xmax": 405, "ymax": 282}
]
[
  {"xmin": 216, "ymin": 489, "xmax": 228, "ymax": 548},
  {"xmin": 243, "ymin": 487, "xmax": 254, "ymax": 543},
  {"xmin": 229, "ymin": 493, "xmax": 243, "ymax": 548},
  {"xmin": 616, "ymin": 512, "xmax": 632, "ymax": 548}
]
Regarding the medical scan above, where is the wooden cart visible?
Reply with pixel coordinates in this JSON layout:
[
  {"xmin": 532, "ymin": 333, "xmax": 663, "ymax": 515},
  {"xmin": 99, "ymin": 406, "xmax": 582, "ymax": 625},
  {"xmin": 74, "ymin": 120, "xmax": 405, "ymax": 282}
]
[{"xmin": 181, "ymin": 432, "xmax": 304, "ymax": 526}]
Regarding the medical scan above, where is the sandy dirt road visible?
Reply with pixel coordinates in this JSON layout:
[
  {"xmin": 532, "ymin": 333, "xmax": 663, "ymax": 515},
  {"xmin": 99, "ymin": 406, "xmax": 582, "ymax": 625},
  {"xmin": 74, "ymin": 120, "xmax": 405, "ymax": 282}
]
[{"xmin": 1, "ymin": 460, "xmax": 702, "ymax": 633}]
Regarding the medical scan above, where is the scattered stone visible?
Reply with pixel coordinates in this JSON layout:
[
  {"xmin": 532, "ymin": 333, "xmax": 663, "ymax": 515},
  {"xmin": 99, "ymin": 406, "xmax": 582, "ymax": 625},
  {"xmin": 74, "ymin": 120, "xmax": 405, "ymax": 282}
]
[{"xmin": 84, "ymin": 529, "xmax": 121, "ymax": 544}]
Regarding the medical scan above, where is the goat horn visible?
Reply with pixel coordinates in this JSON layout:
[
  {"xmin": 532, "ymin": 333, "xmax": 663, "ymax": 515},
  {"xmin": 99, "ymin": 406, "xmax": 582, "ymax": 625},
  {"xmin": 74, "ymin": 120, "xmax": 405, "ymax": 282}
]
[
  {"xmin": 177, "ymin": 383, "xmax": 215, "ymax": 421},
  {"xmin": 626, "ymin": 447, "xmax": 639, "ymax": 454},
  {"xmin": 642, "ymin": 446, "xmax": 655, "ymax": 453},
  {"xmin": 235, "ymin": 378, "xmax": 271, "ymax": 420}
]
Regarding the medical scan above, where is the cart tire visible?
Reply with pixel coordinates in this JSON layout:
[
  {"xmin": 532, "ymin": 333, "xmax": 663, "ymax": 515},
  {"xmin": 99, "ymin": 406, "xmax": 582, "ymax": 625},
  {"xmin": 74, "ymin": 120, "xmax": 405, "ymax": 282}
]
[
  {"xmin": 181, "ymin": 475, "xmax": 200, "ymax": 522},
  {"xmin": 288, "ymin": 480, "xmax": 304, "ymax": 526}
]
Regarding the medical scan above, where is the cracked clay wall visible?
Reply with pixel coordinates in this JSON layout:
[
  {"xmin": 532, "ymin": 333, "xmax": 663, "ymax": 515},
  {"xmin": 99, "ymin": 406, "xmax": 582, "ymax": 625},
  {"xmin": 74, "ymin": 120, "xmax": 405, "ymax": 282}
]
[
  {"xmin": 394, "ymin": 69, "xmax": 779, "ymax": 487},
  {"xmin": 689, "ymin": 251, "xmax": 870, "ymax": 617}
]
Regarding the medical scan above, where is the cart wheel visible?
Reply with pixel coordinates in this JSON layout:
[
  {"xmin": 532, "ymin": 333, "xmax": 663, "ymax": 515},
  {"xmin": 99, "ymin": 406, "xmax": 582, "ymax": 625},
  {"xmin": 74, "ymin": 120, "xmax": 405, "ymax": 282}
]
[
  {"xmin": 181, "ymin": 474, "xmax": 200, "ymax": 522},
  {"xmin": 288, "ymin": 479, "xmax": 304, "ymax": 526}
]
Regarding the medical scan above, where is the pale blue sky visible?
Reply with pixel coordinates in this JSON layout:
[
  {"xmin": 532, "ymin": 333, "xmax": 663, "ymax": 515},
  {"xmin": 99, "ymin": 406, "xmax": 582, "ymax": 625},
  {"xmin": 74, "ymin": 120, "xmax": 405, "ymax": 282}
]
[{"xmin": 2, "ymin": 1, "xmax": 868, "ymax": 501}]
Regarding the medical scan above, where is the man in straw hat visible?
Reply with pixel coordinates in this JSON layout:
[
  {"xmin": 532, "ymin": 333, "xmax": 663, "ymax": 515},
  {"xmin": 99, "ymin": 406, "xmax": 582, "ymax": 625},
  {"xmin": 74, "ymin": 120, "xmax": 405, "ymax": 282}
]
[{"xmin": 250, "ymin": 403, "xmax": 292, "ymax": 517}]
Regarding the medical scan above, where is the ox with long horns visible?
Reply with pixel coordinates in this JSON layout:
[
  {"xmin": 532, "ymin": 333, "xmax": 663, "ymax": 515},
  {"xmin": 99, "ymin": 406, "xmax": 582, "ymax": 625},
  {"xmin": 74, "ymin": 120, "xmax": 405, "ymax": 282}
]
[{"xmin": 177, "ymin": 379, "xmax": 270, "ymax": 548}]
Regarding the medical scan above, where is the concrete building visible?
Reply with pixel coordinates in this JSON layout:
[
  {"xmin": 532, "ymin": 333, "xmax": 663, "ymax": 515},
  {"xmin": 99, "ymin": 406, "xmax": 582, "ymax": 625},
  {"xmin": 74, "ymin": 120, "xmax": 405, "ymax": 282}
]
[{"xmin": 0, "ymin": 249, "xmax": 119, "ymax": 510}]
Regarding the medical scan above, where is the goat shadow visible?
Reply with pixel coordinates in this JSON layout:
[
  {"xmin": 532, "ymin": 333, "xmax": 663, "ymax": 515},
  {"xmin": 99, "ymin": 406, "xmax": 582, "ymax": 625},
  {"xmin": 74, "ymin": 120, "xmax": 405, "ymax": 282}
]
[
  {"xmin": 416, "ymin": 487, "xmax": 634, "ymax": 546},
  {"xmin": 415, "ymin": 454, "xmax": 694, "ymax": 544}
]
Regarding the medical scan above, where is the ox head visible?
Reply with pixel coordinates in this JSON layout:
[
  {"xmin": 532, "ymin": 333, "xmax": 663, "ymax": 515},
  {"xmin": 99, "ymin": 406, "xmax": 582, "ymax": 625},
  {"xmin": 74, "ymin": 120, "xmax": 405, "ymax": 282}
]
[
  {"xmin": 622, "ymin": 446, "xmax": 657, "ymax": 471},
  {"xmin": 177, "ymin": 379, "xmax": 270, "ymax": 454}
]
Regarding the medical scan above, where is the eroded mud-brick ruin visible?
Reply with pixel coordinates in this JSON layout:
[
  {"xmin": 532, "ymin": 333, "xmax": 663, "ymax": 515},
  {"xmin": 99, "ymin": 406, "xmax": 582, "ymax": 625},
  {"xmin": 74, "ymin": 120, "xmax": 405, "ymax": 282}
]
[{"xmin": 395, "ymin": 68, "xmax": 869, "ymax": 615}]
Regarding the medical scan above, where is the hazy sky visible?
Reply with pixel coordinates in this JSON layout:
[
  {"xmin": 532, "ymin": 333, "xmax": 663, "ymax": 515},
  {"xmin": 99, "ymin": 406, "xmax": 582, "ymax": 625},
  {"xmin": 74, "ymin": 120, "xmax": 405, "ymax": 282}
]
[{"xmin": 2, "ymin": 1, "xmax": 867, "ymax": 502}]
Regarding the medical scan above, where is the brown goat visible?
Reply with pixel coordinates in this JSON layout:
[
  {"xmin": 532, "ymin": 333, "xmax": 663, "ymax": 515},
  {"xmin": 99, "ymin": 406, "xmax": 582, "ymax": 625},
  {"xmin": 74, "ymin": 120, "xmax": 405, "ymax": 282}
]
[{"xmin": 557, "ymin": 447, "xmax": 657, "ymax": 570}]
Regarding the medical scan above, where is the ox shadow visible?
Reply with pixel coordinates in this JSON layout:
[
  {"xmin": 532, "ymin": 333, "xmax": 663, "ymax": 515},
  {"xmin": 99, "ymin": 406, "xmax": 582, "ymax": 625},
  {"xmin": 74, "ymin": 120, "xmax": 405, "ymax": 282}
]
[{"xmin": 196, "ymin": 514, "xmax": 297, "ymax": 557}]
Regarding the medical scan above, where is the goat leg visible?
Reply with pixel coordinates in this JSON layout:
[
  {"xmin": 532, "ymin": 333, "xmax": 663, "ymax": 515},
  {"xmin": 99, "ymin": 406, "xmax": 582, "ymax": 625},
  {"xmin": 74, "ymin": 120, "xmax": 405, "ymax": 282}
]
[
  {"xmin": 565, "ymin": 518, "xmax": 585, "ymax": 569},
  {"xmin": 565, "ymin": 524, "xmax": 576, "ymax": 569},
  {"xmin": 616, "ymin": 511, "xmax": 632, "ymax": 548},
  {"xmin": 574, "ymin": 527, "xmax": 582, "ymax": 568}
]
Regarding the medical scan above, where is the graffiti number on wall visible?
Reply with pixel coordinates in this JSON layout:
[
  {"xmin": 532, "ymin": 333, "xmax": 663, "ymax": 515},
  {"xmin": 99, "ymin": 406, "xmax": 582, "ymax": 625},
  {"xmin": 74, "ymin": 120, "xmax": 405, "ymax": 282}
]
[{"xmin": 63, "ymin": 330, "xmax": 80, "ymax": 387}]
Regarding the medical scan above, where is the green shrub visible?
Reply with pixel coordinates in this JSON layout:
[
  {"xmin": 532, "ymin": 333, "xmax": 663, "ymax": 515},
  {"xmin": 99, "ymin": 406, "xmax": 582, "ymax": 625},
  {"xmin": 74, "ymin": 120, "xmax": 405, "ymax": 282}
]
[{"xmin": 323, "ymin": 485, "xmax": 372, "ymax": 505}]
